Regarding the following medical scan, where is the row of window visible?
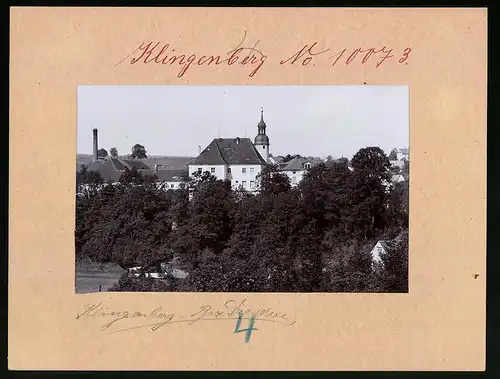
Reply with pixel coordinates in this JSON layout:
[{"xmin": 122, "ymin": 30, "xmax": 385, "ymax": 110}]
[
  {"xmin": 234, "ymin": 180, "xmax": 256, "ymax": 189},
  {"xmin": 196, "ymin": 167, "xmax": 256, "ymax": 174}
]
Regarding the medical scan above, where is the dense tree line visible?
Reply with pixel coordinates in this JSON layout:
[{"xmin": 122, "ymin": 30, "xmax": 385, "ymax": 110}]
[{"xmin": 75, "ymin": 147, "xmax": 409, "ymax": 293}]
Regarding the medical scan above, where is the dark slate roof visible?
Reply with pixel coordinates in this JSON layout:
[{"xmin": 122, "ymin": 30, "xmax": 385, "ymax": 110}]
[
  {"xmin": 137, "ymin": 157, "xmax": 195, "ymax": 170},
  {"xmin": 280, "ymin": 157, "xmax": 322, "ymax": 171},
  {"xmin": 110, "ymin": 157, "xmax": 127, "ymax": 170},
  {"xmin": 154, "ymin": 169, "xmax": 188, "ymax": 182},
  {"xmin": 76, "ymin": 154, "xmax": 94, "ymax": 172},
  {"xmin": 123, "ymin": 160, "xmax": 151, "ymax": 170},
  {"xmin": 190, "ymin": 138, "xmax": 267, "ymax": 165},
  {"xmin": 87, "ymin": 159, "xmax": 123, "ymax": 182},
  {"xmin": 86, "ymin": 157, "xmax": 187, "ymax": 183}
]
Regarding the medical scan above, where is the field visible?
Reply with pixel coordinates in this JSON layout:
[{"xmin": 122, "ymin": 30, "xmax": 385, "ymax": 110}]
[{"xmin": 75, "ymin": 260, "xmax": 125, "ymax": 294}]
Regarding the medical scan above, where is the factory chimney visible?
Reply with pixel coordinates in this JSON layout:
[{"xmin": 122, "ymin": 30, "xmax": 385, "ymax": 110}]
[{"xmin": 92, "ymin": 128, "xmax": 98, "ymax": 162}]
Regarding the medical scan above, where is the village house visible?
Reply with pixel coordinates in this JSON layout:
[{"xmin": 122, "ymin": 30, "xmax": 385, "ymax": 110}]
[
  {"xmin": 396, "ymin": 148, "xmax": 409, "ymax": 161},
  {"xmin": 390, "ymin": 160, "xmax": 405, "ymax": 170},
  {"xmin": 370, "ymin": 240, "xmax": 390, "ymax": 267},
  {"xmin": 391, "ymin": 174, "xmax": 406, "ymax": 184},
  {"xmin": 278, "ymin": 156, "xmax": 323, "ymax": 186},
  {"xmin": 81, "ymin": 129, "xmax": 193, "ymax": 190}
]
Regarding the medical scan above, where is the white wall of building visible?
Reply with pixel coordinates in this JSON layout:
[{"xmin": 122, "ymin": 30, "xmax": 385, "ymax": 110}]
[
  {"xmin": 188, "ymin": 163, "xmax": 263, "ymax": 192},
  {"xmin": 228, "ymin": 164, "xmax": 262, "ymax": 192},
  {"xmin": 188, "ymin": 164, "xmax": 227, "ymax": 181},
  {"xmin": 158, "ymin": 181, "xmax": 183, "ymax": 190},
  {"xmin": 256, "ymin": 144, "xmax": 269, "ymax": 163},
  {"xmin": 390, "ymin": 160, "xmax": 405, "ymax": 169},
  {"xmin": 396, "ymin": 152, "xmax": 409, "ymax": 161},
  {"xmin": 283, "ymin": 170, "xmax": 306, "ymax": 187}
]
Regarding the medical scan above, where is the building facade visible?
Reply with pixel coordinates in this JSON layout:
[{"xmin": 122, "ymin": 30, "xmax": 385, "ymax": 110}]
[
  {"xmin": 278, "ymin": 156, "xmax": 323, "ymax": 186},
  {"xmin": 188, "ymin": 111, "xmax": 270, "ymax": 192}
]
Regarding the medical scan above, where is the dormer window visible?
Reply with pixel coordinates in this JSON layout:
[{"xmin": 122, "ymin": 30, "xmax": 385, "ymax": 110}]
[{"xmin": 304, "ymin": 163, "xmax": 311, "ymax": 169}]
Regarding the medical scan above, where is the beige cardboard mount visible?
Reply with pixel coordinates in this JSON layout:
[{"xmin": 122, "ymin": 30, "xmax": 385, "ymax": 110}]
[{"xmin": 9, "ymin": 7, "xmax": 486, "ymax": 371}]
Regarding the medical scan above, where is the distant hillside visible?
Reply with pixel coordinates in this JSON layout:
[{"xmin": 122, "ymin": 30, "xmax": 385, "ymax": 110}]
[
  {"xmin": 76, "ymin": 154, "xmax": 94, "ymax": 172},
  {"xmin": 76, "ymin": 154, "xmax": 195, "ymax": 173}
]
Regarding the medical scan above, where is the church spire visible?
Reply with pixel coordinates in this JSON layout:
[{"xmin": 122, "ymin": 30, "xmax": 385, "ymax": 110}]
[
  {"xmin": 258, "ymin": 107, "xmax": 267, "ymax": 133},
  {"xmin": 255, "ymin": 107, "xmax": 269, "ymax": 145},
  {"xmin": 254, "ymin": 107, "xmax": 270, "ymax": 163}
]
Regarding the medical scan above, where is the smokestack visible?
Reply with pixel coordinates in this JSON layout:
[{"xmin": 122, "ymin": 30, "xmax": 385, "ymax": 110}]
[
  {"xmin": 92, "ymin": 128, "xmax": 98, "ymax": 162},
  {"xmin": 198, "ymin": 145, "xmax": 202, "ymax": 155}
]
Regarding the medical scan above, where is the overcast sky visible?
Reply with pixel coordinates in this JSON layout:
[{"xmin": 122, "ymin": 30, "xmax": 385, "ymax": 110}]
[{"xmin": 77, "ymin": 85, "xmax": 408, "ymax": 159}]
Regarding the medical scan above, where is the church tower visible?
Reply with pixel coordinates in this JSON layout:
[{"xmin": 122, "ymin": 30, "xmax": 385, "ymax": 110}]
[{"xmin": 254, "ymin": 108, "xmax": 270, "ymax": 163}]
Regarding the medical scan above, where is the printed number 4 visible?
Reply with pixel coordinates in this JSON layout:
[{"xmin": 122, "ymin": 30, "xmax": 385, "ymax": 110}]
[{"xmin": 234, "ymin": 311, "xmax": 257, "ymax": 343}]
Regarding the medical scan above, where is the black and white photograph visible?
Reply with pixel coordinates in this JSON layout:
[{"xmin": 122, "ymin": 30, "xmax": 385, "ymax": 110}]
[{"xmin": 75, "ymin": 85, "xmax": 409, "ymax": 294}]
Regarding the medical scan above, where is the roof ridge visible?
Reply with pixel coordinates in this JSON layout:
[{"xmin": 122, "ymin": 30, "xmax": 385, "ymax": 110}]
[
  {"xmin": 109, "ymin": 157, "xmax": 119, "ymax": 171},
  {"xmin": 120, "ymin": 158, "xmax": 132, "ymax": 169}
]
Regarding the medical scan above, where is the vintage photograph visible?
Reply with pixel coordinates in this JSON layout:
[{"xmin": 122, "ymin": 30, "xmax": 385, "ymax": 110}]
[{"xmin": 75, "ymin": 85, "xmax": 409, "ymax": 294}]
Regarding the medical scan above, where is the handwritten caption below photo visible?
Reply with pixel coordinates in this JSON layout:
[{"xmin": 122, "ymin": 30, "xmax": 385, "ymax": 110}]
[{"xmin": 76, "ymin": 299, "xmax": 296, "ymax": 343}]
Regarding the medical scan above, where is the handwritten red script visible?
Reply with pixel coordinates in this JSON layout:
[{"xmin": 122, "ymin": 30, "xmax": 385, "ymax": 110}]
[{"xmin": 115, "ymin": 32, "xmax": 411, "ymax": 78}]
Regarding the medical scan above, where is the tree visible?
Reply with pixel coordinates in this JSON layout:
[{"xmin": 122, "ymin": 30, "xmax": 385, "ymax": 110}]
[
  {"xmin": 391, "ymin": 165, "xmax": 401, "ymax": 174},
  {"xmin": 110, "ymin": 147, "xmax": 118, "ymax": 158},
  {"xmin": 380, "ymin": 231, "xmax": 408, "ymax": 292},
  {"xmin": 171, "ymin": 177, "xmax": 234, "ymax": 270},
  {"xmin": 76, "ymin": 165, "xmax": 104, "ymax": 200},
  {"xmin": 257, "ymin": 165, "xmax": 291, "ymax": 196},
  {"xmin": 403, "ymin": 159, "xmax": 409, "ymax": 175},
  {"xmin": 131, "ymin": 144, "xmax": 148, "ymax": 159},
  {"xmin": 388, "ymin": 148, "xmax": 398, "ymax": 160},
  {"xmin": 98, "ymin": 149, "xmax": 108, "ymax": 158},
  {"xmin": 348, "ymin": 147, "xmax": 392, "ymax": 239},
  {"xmin": 77, "ymin": 169, "xmax": 175, "ymax": 270},
  {"xmin": 76, "ymin": 143, "xmax": 408, "ymax": 294},
  {"xmin": 282, "ymin": 154, "xmax": 300, "ymax": 162},
  {"xmin": 385, "ymin": 181, "xmax": 409, "ymax": 230},
  {"xmin": 119, "ymin": 166, "xmax": 145, "ymax": 185}
]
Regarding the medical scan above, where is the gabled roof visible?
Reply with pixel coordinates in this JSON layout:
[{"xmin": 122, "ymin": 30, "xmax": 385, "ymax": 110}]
[
  {"xmin": 137, "ymin": 157, "xmax": 195, "ymax": 170},
  {"xmin": 86, "ymin": 157, "xmax": 188, "ymax": 183},
  {"xmin": 280, "ymin": 157, "xmax": 322, "ymax": 171},
  {"xmin": 123, "ymin": 159, "xmax": 151, "ymax": 170},
  {"xmin": 391, "ymin": 174, "xmax": 405, "ymax": 182},
  {"xmin": 154, "ymin": 169, "xmax": 188, "ymax": 182},
  {"xmin": 110, "ymin": 157, "xmax": 128, "ymax": 170},
  {"xmin": 378, "ymin": 240, "xmax": 391, "ymax": 252},
  {"xmin": 87, "ymin": 159, "xmax": 123, "ymax": 182},
  {"xmin": 190, "ymin": 138, "xmax": 267, "ymax": 166}
]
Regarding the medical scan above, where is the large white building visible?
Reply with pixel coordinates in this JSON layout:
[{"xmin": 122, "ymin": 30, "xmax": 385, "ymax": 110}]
[
  {"xmin": 188, "ymin": 110, "xmax": 270, "ymax": 192},
  {"xmin": 188, "ymin": 110, "xmax": 331, "ymax": 191}
]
